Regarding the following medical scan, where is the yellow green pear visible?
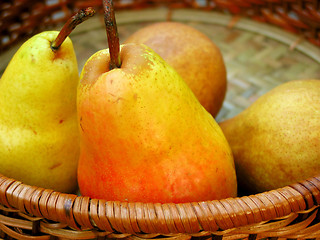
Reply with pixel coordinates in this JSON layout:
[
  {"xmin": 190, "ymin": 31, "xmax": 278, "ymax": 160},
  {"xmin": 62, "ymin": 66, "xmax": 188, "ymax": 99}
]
[
  {"xmin": 0, "ymin": 8, "xmax": 95, "ymax": 193},
  {"xmin": 219, "ymin": 79, "xmax": 320, "ymax": 193}
]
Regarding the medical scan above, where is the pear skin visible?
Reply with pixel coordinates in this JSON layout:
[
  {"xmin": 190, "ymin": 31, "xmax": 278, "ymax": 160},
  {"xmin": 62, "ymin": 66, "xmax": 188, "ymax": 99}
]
[
  {"xmin": 77, "ymin": 43, "xmax": 237, "ymax": 203},
  {"xmin": 219, "ymin": 79, "xmax": 320, "ymax": 193},
  {"xmin": 0, "ymin": 31, "xmax": 79, "ymax": 193},
  {"xmin": 125, "ymin": 22, "xmax": 227, "ymax": 117}
]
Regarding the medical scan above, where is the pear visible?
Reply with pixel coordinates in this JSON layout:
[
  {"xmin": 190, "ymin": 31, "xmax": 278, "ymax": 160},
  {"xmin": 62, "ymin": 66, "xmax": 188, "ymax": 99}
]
[
  {"xmin": 125, "ymin": 21, "xmax": 227, "ymax": 117},
  {"xmin": 77, "ymin": 0, "xmax": 237, "ymax": 203},
  {"xmin": 0, "ymin": 8, "xmax": 95, "ymax": 193},
  {"xmin": 219, "ymin": 79, "xmax": 320, "ymax": 194}
]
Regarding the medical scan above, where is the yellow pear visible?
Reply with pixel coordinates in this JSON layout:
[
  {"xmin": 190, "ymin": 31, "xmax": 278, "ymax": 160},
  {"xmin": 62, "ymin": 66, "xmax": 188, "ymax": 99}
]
[
  {"xmin": 125, "ymin": 21, "xmax": 227, "ymax": 117},
  {"xmin": 0, "ymin": 8, "xmax": 95, "ymax": 193},
  {"xmin": 220, "ymin": 79, "xmax": 320, "ymax": 193}
]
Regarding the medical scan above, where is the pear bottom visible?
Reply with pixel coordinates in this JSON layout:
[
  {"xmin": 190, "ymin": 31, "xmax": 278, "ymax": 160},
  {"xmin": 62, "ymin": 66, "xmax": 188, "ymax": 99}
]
[{"xmin": 0, "ymin": 118, "xmax": 79, "ymax": 193}]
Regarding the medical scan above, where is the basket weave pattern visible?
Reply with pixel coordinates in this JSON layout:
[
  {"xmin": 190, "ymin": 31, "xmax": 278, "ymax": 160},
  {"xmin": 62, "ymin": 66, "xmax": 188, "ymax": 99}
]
[
  {"xmin": 0, "ymin": 0, "xmax": 320, "ymax": 239},
  {"xmin": 1, "ymin": 174, "xmax": 320, "ymax": 239},
  {"xmin": 1, "ymin": 0, "xmax": 320, "ymax": 52}
]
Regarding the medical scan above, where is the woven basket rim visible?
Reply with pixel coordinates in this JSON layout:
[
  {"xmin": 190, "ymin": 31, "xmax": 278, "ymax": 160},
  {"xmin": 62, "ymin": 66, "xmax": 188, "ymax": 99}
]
[{"xmin": 1, "ymin": 172, "xmax": 320, "ymax": 235}]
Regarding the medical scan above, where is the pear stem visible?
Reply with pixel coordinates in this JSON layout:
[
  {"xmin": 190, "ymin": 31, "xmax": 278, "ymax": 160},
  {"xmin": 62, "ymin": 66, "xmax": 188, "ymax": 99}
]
[
  {"xmin": 51, "ymin": 7, "xmax": 96, "ymax": 51},
  {"xmin": 103, "ymin": 0, "xmax": 121, "ymax": 70}
]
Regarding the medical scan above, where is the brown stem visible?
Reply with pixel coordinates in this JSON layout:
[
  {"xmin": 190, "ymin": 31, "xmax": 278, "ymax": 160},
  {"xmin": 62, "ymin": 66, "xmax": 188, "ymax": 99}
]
[
  {"xmin": 51, "ymin": 7, "xmax": 96, "ymax": 51},
  {"xmin": 103, "ymin": 0, "xmax": 121, "ymax": 70}
]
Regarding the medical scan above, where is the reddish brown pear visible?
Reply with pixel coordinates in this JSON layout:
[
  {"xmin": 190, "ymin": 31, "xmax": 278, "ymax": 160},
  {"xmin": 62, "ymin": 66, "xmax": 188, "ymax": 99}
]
[{"xmin": 125, "ymin": 21, "xmax": 227, "ymax": 117}]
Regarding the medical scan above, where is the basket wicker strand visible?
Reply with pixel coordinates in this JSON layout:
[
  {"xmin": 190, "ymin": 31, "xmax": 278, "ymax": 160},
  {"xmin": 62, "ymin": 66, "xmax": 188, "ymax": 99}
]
[
  {"xmin": 1, "ymin": 173, "xmax": 320, "ymax": 239},
  {"xmin": 1, "ymin": 0, "xmax": 320, "ymax": 52},
  {"xmin": 1, "ymin": 0, "xmax": 320, "ymax": 239}
]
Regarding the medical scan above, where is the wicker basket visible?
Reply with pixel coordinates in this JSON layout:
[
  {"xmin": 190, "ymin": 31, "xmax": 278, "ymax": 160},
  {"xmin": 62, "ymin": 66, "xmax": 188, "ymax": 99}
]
[{"xmin": 1, "ymin": 0, "xmax": 320, "ymax": 239}]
